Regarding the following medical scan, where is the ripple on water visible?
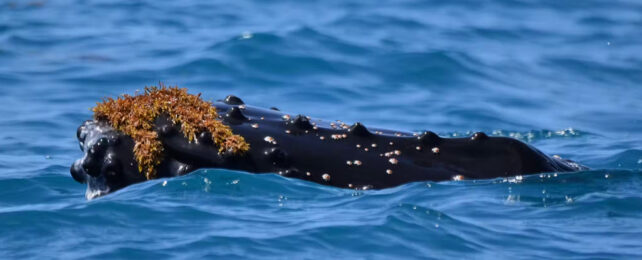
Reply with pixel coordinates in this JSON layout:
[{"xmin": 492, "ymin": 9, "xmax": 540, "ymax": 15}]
[{"xmin": 1, "ymin": 0, "xmax": 642, "ymax": 258}]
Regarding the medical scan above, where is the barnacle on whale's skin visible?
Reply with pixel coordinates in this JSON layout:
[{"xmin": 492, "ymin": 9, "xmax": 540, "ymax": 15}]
[{"xmin": 92, "ymin": 84, "xmax": 250, "ymax": 179}]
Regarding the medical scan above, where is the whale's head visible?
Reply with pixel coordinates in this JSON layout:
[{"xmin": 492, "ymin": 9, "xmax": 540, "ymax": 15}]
[{"xmin": 70, "ymin": 120, "xmax": 145, "ymax": 199}]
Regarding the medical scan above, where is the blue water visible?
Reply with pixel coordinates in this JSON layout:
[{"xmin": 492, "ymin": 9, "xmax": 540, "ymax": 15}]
[{"xmin": 1, "ymin": 0, "xmax": 642, "ymax": 258}]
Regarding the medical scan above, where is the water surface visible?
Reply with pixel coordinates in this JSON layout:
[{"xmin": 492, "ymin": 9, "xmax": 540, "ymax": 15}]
[{"xmin": 1, "ymin": 0, "xmax": 641, "ymax": 258}]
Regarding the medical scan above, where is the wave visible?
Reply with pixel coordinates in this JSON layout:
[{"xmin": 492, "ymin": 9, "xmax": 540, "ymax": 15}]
[
  {"xmin": 2, "ymin": 0, "xmax": 642, "ymax": 258},
  {"xmin": 2, "ymin": 169, "xmax": 641, "ymax": 258}
]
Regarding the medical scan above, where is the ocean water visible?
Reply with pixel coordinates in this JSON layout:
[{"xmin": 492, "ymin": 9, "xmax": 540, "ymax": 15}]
[{"xmin": 1, "ymin": 0, "xmax": 642, "ymax": 258}]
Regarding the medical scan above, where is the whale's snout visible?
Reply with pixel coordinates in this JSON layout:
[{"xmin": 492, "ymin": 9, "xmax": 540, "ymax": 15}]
[
  {"xmin": 71, "ymin": 120, "xmax": 145, "ymax": 199},
  {"xmin": 70, "ymin": 159, "xmax": 88, "ymax": 184}
]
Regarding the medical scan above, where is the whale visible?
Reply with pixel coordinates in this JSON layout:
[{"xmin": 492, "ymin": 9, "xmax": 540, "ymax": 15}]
[{"xmin": 71, "ymin": 94, "xmax": 586, "ymax": 199}]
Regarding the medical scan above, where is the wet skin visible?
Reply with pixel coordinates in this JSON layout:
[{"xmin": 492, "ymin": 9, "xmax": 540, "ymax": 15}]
[{"xmin": 71, "ymin": 95, "xmax": 587, "ymax": 199}]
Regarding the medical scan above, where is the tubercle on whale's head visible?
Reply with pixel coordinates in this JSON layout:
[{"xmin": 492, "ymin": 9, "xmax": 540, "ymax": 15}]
[{"xmin": 90, "ymin": 84, "xmax": 249, "ymax": 179}]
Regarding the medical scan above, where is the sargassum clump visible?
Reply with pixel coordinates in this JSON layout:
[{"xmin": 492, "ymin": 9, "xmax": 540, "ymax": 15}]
[{"xmin": 93, "ymin": 85, "xmax": 249, "ymax": 179}]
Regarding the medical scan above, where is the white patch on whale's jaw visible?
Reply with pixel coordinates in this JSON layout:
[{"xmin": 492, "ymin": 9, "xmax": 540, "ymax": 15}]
[
  {"xmin": 85, "ymin": 186, "xmax": 110, "ymax": 200},
  {"xmin": 85, "ymin": 177, "xmax": 110, "ymax": 200}
]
